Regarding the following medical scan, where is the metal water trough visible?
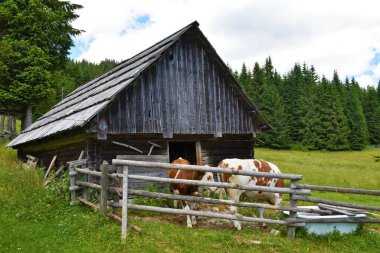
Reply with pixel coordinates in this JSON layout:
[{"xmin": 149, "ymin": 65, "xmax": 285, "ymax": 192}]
[{"xmin": 284, "ymin": 206, "xmax": 366, "ymax": 235}]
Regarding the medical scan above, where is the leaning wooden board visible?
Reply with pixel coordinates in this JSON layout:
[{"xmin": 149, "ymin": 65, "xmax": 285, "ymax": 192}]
[{"xmin": 116, "ymin": 155, "xmax": 169, "ymax": 188}]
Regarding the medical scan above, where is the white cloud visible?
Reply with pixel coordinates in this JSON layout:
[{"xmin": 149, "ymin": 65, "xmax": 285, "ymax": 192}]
[{"xmin": 70, "ymin": 0, "xmax": 380, "ymax": 87}]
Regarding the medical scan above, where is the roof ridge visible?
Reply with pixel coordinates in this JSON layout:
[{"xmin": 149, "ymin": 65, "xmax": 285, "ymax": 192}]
[
  {"xmin": 59, "ymin": 21, "xmax": 198, "ymax": 103},
  {"xmin": 35, "ymin": 21, "xmax": 199, "ymax": 124}
]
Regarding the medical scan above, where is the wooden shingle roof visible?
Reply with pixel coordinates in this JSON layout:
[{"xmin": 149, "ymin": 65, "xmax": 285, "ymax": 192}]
[
  {"xmin": 8, "ymin": 22, "xmax": 198, "ymax": 147},
  {"xmin": 8, "ymin": 21, "xmax": 268, "ymax": 147}
]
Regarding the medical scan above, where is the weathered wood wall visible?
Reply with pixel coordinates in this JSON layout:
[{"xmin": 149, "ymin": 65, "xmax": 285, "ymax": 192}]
[
  {"xmin": 200, "ymin": 138, "xmax": 254, "ymax": 166},
  {"xmin": 17, "ymin": 132, "xmax": 88, "ymax": 167},
  {"xmin": 93, "ymin": 29, "xmax": 256, "ymax": 138}
]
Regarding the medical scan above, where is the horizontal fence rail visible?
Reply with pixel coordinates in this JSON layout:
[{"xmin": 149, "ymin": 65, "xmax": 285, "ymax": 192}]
[
  {"xmin": 107, "ymin": 202, "xmax": 292, "ymax": 226},
  {"xmin": 112, "ymin": 159, "xmax": 303, "ymax": 180},
  {"xmin": 128, "ymin": 174, "xmax": 311, "ymax": 195},
  {"xmin": 121, "ymin": 189, "xmax": 331, "ymax": 215},
  {"xmin": 296, "ymin": 183, "xmax": 380, "ymax": 196},
  {"xmin": 292, "ymin": 195, "xmax": 380, "ymax": 211}
]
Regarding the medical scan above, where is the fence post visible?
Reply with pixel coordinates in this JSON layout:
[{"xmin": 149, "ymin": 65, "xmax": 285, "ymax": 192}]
[
  {"xmin": 69, "ymin": 163, "xmax": 76, "ymax": 205},
  {"xmin": 121, "ymin": 165, "xmax": 129, "ymax": 239},
  {"xmin": 287, "ymin": 179, "xmax": 298, "ymax": 239},
  {"xmin": 100, "ymin": 161, "xmax": 109, "ymax": 215},
  {"xmin": 82, "ymin": 163, "xmax": 88, "ymax": 201}
]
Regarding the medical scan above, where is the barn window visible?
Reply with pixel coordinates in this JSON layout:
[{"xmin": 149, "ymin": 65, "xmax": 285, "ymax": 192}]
[{"xmin": 169, "ymin": 142, "xmax": 197, "ymax": 164}]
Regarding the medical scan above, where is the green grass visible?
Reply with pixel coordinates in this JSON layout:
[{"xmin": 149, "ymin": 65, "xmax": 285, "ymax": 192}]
[
  {"xmin": 255, "ymin": 148, "xmax": 380, "ymax": 206},
  {"xmin": 0, "ymin": 143, "xmax": 379, "ymax": 252}
]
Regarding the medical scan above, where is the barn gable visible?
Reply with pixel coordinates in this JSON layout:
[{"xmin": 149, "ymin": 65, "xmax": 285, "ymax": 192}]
[
  {"xmin": 8, "ymin": 21, "xmax": 267, "ymax": 148},
  {"xmin": 94, "ymin": 26, "xmax": 267, "ymax": 138}
]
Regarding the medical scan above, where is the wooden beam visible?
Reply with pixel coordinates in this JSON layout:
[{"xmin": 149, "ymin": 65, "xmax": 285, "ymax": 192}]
[
  {"xmin": 44, "ymin": 155, "xmax": 57, "ymax": 179},
  {"xmin": 112, "ymin": 141, "xmax": 143, "ymax": 154}
]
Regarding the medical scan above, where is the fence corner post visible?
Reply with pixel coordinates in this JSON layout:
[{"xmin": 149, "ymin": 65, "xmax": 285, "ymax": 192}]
[
  {"xmin": 287, "ymin": 179, "xmax": 298, "ymax": 239},
  {"xmin": 121, "ymin": 165, "xmax": 129, "ymax": 240},
  {"xmin": 100, "ymin": 161, "xmax": 109, "ymax": 215}
]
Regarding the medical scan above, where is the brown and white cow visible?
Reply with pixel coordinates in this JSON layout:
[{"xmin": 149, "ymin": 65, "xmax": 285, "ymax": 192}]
[
  {"xmin": 218, "ymin": 158, "xmax": 284, "ymax": 230},
  {"xmin": 169, "ymin": 157, "xmax": 216, "ymax": 228}
]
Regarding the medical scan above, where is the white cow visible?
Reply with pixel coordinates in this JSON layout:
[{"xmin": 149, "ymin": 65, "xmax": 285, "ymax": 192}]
[{"xmin": 217, "ymin": 158, "xmax": 284, "ymax": 230}]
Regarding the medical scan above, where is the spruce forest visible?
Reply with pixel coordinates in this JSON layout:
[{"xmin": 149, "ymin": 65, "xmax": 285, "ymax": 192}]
[
  {"xmin": 234, "ymin": 57, "xmax": 380, "ymax": 150},
  {"xmin": 1, "ymin": 0, "xmax": 379, "ymax": 151},
  {"xmin": 31, "ymin": 56, "xmax": 380, "ymax": 151}
]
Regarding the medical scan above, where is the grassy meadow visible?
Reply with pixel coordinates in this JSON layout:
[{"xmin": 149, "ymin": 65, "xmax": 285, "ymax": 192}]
[{"xmin": 0, "ymin": 142, "xmax": 379, "ymax": 253}]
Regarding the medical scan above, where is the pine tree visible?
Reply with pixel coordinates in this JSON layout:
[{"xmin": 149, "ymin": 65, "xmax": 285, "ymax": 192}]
[
  {"xmin": 238, "ymin": 63, "xmax": 251, "ymax": 92},
  {"xmin": 281, "ymin": 63, "xmax": 309, "ymax": 144},
  {"xmin": 258, "ymin": 74, "xmax": 290, "ymax": 149},
  {"xmin": 331, "ymin": 70, "xmax": 347, "ymax": 108},
  {"xmin": 320, "ymin": 77, "xmax": 350, "ymax": 150},
  {"xmin": 0, "ymin": 0, "xmax": 82, "ymax": 129},
  {"xmin": 302, "ymin": 84, "xmax": 323, "ymax": 149},
  {"xmin": 345, "ymin": 82, "xmax": 368, "ymax": 150},
  {"xmin": 363, "ymin": 87, "xmax": 380, "ymax": 145},
  {"xmin": 250, "ymin": 62, "xmax": 265, "ymax": 107}
]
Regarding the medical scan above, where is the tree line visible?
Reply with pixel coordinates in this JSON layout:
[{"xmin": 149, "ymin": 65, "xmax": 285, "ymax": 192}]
[
  {"xmin": 233, "ymin": 57, "xmax": 380, "ymax": 150},
  {"xmin": 1, "ymin": 1, "xmax": 379, "ymax": 151}
]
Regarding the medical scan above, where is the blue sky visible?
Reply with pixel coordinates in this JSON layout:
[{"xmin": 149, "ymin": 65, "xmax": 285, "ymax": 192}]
[{"xmin": 69, "ymin": 0, "xmax": 380, "ymax": 88}]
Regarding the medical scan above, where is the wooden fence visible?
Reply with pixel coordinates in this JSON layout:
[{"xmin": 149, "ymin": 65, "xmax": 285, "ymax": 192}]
[{"xmin": 69, "ymin": 159, "xmax": 380, "ymax": 240}]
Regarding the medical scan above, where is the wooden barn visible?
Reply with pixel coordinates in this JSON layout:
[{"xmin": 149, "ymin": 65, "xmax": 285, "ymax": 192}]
[{"xmin": 7, "ymin": 21, "xmax": 268, "ymax": 182}]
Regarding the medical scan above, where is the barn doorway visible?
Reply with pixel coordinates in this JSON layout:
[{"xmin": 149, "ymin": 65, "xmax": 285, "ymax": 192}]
[{"xmin": 169, "ymin": 142, "xmax": 197, "ymax": 165}]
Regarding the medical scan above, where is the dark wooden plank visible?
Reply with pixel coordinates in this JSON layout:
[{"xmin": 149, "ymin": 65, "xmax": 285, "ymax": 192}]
[
  {"xmin": 198, "ymin": 48, "xmax": 206, "ymax": 134},
  {"xmin": 116, "ymin": 154, "xmax": 169, "ymax": 188}
]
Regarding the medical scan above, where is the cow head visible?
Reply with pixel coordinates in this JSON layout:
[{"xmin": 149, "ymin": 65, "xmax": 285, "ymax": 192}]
[{"xmin": 198, "ymin": 170, "xmax": 218, "ymax": 192}]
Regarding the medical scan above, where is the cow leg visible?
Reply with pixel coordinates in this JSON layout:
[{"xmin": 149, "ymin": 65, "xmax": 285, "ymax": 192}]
[
  {"xmin": 258, "ymin": 207, "xmax": 267, "ymax": 228},
  {"xmin": 190, "ymin": 202, "xmax": 197, "ymax": 226},
  {"xmin": 227, "ymin": 189, "xmax": 244, "ymax": 230},
  {"xmin": 184, "ymin": 202, "xmax": 192, "ymax": 228},
  {"xmin": 173, "ymin": 189, "xmax": 180, "ymax": 208}
]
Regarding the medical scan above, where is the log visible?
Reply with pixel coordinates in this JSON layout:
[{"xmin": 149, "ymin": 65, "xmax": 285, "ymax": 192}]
[
  {"xmin": 76, "ymin": 181, "xmax": 101, "ymax": 190},
  {"xmin": 75, "ymin": 168, "xmax": 102, "ymax": 177},
  {"xmin": 69, "ymin": 185, "xmax": 82, "ymax": 191},
  {"xmin": 55, "ymin": 164, "xmax": 67, "ymax": 178},
  {"xmin": 317, "ymin": 204, "xmax": 375, "ymax": 215},
  {"xmin": 293, "ymin": 195, "xmax": 380, "ymax": 211},
  {"xmin": 297, "ymin": 183, "xmax": 380, "ymax": 196},
  {"xmin": 112, "ymin": 141, "xmax": 143, "ymax": 154},
  {"xmin": 127, "ymin": 174, "xmax": 311, "ymax": 195},
  {"xmin": 117, "ymin": 189, "xmax": 331, "ymax": 215},
  {"xmin": 123, "ymin": 204, "xmax": 294, "ymax": 226},
  {"xmin": 112, "ymin": 159, "xmax": 303, "ymax": 180},
  {"xmin": 67, "ymin": 159, "xmax": 88, "ymax": 167},
  {"xmin": 44, "ymin": 155, "xmax": 57, "ymax": 179},
  {"xmin": 317, "ymin": 204, "xmax": 356, "ymax": 216}
]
